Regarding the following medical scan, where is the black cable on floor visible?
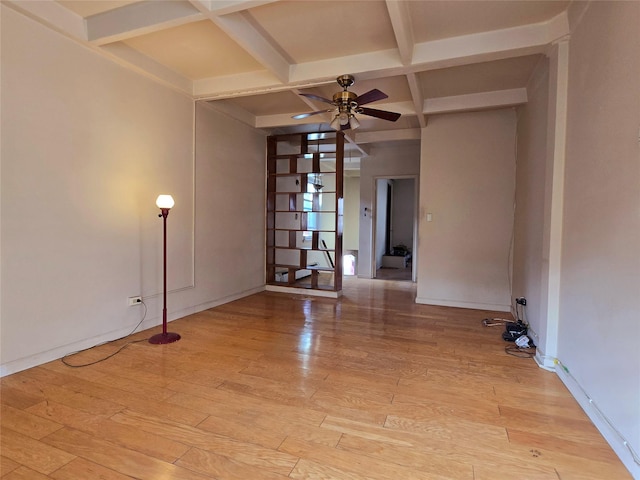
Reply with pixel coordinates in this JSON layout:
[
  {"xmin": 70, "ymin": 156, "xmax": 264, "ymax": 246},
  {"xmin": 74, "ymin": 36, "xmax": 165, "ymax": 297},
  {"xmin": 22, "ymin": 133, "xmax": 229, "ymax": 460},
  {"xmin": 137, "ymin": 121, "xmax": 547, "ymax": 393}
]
[
  {"xmin": 505, "ymin": 344, "xmax": 536, "ymax": 358},
  {"xmin": 61, "ymin": 301, "xmax": 149, "ymax": 368}
]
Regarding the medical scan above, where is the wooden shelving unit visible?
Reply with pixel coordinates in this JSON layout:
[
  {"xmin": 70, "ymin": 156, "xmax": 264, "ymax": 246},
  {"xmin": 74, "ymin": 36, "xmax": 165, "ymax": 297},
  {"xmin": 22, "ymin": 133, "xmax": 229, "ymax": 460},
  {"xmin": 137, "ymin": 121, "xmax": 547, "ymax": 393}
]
[{"xmin": 266, "ymin": 131, "xmax": 344, "ymax": 294}]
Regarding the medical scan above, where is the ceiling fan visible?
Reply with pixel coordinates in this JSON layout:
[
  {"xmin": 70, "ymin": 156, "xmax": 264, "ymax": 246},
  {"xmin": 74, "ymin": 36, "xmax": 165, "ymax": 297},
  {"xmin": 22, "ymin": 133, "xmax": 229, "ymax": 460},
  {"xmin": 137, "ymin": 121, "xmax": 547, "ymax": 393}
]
[{"xmin": 292, "ymin": 74, "xmax": 401, "ymax": 130}]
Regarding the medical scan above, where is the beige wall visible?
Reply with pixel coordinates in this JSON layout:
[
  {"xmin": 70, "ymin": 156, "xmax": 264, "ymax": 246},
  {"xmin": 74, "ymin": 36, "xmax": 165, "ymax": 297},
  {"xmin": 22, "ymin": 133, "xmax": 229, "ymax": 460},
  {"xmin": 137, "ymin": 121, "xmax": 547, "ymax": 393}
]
[
  {"xmin": 514, "ymin": 3, "xmax": 640, "ymax": 474},
  {"xmin": 513, "ymin": 57, "xmax": 550, "ymax": 349},
  {"xmin": 190, "ymin": 102, "xmax": 266, "ymax": 304},
  {"xmin": 556, "ymin": 2, "xmax": 640, "ymax": 475},
  {"xmin": 417, "ymin": 109, "xmax": 516, "ymax": 311},
  {"xmin": 343, "ymin": 176, "xmax": 360, "ymax": 253},
  {"xmin": 375, "ymin": 179, "xmax": 392, "ymax": 267},
  {"xmin": 0, "ymin": 6, "xmax": 265, "ymax": 374},
  {"xmin": 358, "ymin": 145, "xmax": 420, "ymax": 278},
  {"xmin": 391, "ymin": 178, "xmax": 416, "ymax": 251}
]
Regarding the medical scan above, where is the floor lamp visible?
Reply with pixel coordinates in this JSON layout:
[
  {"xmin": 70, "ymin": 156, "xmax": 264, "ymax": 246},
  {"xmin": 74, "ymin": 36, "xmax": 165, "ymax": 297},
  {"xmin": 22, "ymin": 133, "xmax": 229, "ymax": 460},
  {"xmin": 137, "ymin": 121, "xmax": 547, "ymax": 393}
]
[{"xmin": 149, "ymin": 194, "xmax": 181, "ymax": 345}]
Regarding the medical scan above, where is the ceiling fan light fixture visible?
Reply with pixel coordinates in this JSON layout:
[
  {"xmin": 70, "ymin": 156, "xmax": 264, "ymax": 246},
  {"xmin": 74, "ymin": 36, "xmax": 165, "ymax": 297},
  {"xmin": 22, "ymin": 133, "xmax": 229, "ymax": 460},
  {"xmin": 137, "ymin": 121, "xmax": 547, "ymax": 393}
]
[{"xmin": 296, "ymin": 74, "xmax": 400, "ymax": 129}]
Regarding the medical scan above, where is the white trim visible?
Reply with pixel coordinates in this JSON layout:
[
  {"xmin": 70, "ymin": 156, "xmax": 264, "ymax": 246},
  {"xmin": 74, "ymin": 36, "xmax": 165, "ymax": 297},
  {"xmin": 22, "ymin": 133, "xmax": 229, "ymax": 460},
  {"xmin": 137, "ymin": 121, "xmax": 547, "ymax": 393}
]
[
  {"xmin": 0, "ymin": 285, "xmax": 265, "ymax": 378},
  {"xmin": 167, "ymin": 285, "xmax": 266, "ymax": 320},
  {"xmin": 525, "ymin": 325, "xmax": 556, "ymax": 371},
  {"xmin": 540, "ymin": 39, "xmax": 569, "ymax": 362},
  {"xmin": 415, "ymin": 297, "xmax": 511, "ymax": 312},
  {"xmin": 533, "ymin": 350, "xmax": 556, "ymax": 372},
  {"xmin": 556, "ymin": 366, "xmax": 640, "ymax": 478},
  {"xmin": 86, "ymin": 1, "xmax": 203, "ymax": 45},
  {"xmin": 424, "ymin": 88, "xmax": 527, "ymax": 115},
  {"xmin": 265, "ymin": 285, "xmax": 341, "ymax": 298},
  {"xmin": 371, "ymin": 174, "xmax": 419, "ymax": 281}
]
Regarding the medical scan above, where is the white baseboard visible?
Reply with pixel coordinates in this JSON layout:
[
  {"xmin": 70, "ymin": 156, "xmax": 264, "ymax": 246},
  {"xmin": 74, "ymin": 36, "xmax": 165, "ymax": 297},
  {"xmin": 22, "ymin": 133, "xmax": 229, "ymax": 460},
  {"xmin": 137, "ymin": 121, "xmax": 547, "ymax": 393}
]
[
  {"xmin": 524, "ymin": 325, "xmax": 556, "ymax": 372},
  {"xmin": 415, "ymin": 296, "xmax": 511, "ymax": 312},
  {"xmin": 169, "ymin": 285, "xmax": 265, "ymax": 319},
  {"xmin": 556, "ymin": 365, "xmax": 640, "ymax": 479},
  {"xmin": 265, "ymin": 284, "xmax": 341, "ymax": 298},
  {"xmin": 0, "ymin": 319, "xmax": 158, "ymax": 378},
  {"xmin": 0, "ymin": 285, "xmax": 266, "ymax": 378},
  {"xmin": 533, "ymin": 350, "xmax": 556, "ymax": 372}
]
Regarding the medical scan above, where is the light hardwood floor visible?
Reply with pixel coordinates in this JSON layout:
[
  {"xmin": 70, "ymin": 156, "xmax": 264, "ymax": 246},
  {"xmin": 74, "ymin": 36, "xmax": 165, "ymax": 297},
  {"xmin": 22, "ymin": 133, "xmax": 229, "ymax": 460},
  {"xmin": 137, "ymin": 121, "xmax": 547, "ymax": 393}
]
[{"xmin": 0, "ymin": 278, "xmax": 632, "ymax": 479}]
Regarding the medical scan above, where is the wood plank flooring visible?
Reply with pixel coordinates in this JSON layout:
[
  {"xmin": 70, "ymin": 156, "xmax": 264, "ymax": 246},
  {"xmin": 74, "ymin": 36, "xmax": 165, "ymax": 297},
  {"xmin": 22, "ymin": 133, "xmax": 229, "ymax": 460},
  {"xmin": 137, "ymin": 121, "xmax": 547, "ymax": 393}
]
[{"xmin": 1, "ymin": 278, "xmax": 632, "ymax": 479}]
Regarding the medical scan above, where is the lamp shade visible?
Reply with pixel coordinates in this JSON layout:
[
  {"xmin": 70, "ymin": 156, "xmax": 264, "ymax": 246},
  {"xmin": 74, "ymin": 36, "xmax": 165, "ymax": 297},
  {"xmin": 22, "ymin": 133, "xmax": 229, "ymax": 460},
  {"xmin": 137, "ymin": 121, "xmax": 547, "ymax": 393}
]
[{"xmin": 156, "ymin": 194, "xmax": 175, "ymax": 209}]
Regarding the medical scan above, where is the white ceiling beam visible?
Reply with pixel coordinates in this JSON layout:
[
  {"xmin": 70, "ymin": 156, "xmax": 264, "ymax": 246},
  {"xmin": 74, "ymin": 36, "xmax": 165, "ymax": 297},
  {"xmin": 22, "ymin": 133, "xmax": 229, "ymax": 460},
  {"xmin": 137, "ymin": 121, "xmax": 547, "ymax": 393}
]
[
  {"xmin": 256, "ymin": 112, "xmax": 316, "ymax": 128},
  {"xmin": 3, "ymin": 1, "xmax": 193, "ymax": 95},
  {"xmin": 368, "ymin": 100, "xmax": 416, "ymax": 117},
  {"xmin": 344, "ymin": 135, "xmax": 369, "ymax": 158},
  {"xmin": 4, "ymin": 0, "xmax": 86, "ymax": 41},
  {"xmin": 190, "ymin": 12, "xmax": 570, "ymax": 101},
  {"xmin": 100, "ymin": 43, "xmax": 193, "ymax": 94},
  {"xmin": 424, "ymin": 88, "xmax": 527, "ymax": 115},
  {"xmin": 204, "ymin": 0, "xmax": 281, "ymax": 16},
  {"xmin": 406, "ymin": 73, "xmax": 426, "ymax": 128},
  {"xmin": 193, "ymin": 71, "xmax": 287, "ymax": 99},
  {"xmin": 204, "ymin": 99, "xmax": 258, "ymax": 127},
  {"xmin": 193, "ymin": 74, "xmax": 336, "ymax": 100},
  {"xmin": 385, "ymin": 0, "xmax": 414, "ymax": 66},
  {"xmin": 354, "ymin": 128, "xmax": 421, "ymax": 145},
  {"xmin": 290, "ymin": 49, "xmax": 403, "ymax": 85},
  {"xmin": 86, "ymin": 1, "xmax": 204, "ymax": 46},
  {"xmin": 411, "ymin": 12, "xmax": 570, "ymax": 72},
  {"xmin": 190, "ymin": 0, "xmax": 290, "ymax": 84}
]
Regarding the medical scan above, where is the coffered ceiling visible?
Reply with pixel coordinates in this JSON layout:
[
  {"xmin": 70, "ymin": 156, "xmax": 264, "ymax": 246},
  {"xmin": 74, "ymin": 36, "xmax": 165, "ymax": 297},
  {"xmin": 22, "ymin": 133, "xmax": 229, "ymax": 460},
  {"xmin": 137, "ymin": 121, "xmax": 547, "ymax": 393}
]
[{"xmin": 7, "ymin": 0, "xmax": 571, "ymax": 158}]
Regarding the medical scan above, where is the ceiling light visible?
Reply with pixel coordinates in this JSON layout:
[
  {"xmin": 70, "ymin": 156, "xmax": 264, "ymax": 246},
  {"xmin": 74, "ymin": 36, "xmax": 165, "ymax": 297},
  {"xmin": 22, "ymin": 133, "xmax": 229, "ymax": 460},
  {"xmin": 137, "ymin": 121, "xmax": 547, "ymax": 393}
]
[
  {"xmin": 338, "ymin": 111, "xmax": 349, "ymax": 125},
  {"xmin": 330, "ymin": 115, "xmax": 341, "ymax": 130},
  {"xmin": 349, "ymin": 115, "xmax": 360, "ymax": 130}
]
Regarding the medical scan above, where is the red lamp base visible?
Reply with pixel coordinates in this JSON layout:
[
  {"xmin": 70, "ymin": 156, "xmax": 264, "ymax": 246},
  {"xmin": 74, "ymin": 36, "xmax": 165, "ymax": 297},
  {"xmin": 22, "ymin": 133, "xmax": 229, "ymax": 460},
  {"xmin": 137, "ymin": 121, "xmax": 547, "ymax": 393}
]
[{"xmin": 148, "ymin": 332, "xmax": 181, "ymax": 345}]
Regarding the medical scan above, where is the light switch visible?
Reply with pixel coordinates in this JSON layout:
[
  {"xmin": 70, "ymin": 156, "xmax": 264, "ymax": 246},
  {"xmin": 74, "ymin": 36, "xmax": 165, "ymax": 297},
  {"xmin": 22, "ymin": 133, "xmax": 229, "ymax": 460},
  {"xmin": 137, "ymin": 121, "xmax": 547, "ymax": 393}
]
[{"xmin": 427, "ymin": 213, "xmax": 433, "ymax": 222}]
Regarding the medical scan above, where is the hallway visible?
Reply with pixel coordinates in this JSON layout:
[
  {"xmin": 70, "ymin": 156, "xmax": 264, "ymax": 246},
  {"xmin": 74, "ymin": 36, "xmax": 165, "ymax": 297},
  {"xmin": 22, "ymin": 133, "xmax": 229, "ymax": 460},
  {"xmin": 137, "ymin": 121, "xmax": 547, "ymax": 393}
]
[{"xmin": 375, "ymin": 266, "xmax": 413, "ymax": 282}]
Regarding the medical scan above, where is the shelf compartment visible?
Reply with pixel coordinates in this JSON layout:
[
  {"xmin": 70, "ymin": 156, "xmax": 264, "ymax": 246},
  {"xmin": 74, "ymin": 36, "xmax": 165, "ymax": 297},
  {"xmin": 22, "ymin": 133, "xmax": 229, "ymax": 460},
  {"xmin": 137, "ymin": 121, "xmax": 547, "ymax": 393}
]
[
  {"xmin": 272, "ymin": 264, "xmax": 334, "ymax": 272},
  {"xmin": 271, "ymin": 230, "xmax": 335, "ymax": 250},
  {"xmin": 273, "ymin": 212, "xmax": 336, "ymax": 232},
  {"xmin": 266, "ymin": 131, "xmax": 343, "ymax": 291}
]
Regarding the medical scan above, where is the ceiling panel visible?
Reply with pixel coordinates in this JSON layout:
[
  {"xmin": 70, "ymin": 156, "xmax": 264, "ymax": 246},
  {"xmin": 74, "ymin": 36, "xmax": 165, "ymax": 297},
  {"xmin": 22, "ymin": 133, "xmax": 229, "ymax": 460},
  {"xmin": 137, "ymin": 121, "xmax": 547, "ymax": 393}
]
[
  {"xmin": 409, "ymin": 0, "xmax": 570, "ymax": 42},
  {"xmin": 226, "ymin": 90, "xmax": 309, "ymax": 116},
  {"xmin": 247, "ymin": 0, "xmax": 397, "ymax": 63},
  {"xmin": 354, "ymin": 114, "xmax": 419, "ymax": 133},
  {"xmin": 20, "ymin": 0, "xmax": 574, "ymax": 153},
  {"xmin": 419, "ymin": 55, "xmax": 543, "ymax": 98},
  {"xmin": 122, "ymin": 20, "xmax": 264, "ymax": 79},
  {"xmin": 57, "ymin": 0, "xmax": 141, "ymax": 18}
]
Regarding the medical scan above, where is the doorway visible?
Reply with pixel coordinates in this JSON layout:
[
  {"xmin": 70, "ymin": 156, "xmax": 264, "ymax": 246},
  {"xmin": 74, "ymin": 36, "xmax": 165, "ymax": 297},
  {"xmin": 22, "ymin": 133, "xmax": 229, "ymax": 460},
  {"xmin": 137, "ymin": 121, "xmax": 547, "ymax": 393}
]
[{"xmin": 373, "ymin": 177, "xmax": 417, "ymax": 282}]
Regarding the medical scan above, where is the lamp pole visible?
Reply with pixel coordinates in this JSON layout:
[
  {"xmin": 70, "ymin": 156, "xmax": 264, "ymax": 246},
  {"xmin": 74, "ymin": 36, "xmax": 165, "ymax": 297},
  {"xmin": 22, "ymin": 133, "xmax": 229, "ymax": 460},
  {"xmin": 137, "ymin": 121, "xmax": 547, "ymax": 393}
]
[{"xmin": 149, "ymin": 195, "xmax": 181, "ymax": 344}]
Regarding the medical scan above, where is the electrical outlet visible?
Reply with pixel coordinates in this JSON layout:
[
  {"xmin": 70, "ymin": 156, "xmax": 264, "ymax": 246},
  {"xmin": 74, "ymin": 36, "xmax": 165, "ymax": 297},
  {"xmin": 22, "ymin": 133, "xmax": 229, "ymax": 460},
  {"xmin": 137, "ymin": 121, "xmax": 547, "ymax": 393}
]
[{"xmin": 128, "ymin": 296, "xmax": 142, "ymax": 306}]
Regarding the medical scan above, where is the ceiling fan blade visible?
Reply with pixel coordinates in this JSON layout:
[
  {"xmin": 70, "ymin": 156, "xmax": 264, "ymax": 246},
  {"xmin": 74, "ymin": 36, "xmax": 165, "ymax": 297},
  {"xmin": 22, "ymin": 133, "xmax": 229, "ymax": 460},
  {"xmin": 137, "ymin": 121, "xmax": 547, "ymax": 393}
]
[
  {"xmin": 355, "ymin": 89, "xmax": 388, "ymax": 106},
  {"xmin": 292, "ymin": 109, "xmax": 334, "ymax": 120},
  {"xmin": 359, "ymin": 107, "xmax": 401, "ymax": 122},
  {"xmin": 299, "ymin": 93, "xmax": 335, "ymax": 105}
]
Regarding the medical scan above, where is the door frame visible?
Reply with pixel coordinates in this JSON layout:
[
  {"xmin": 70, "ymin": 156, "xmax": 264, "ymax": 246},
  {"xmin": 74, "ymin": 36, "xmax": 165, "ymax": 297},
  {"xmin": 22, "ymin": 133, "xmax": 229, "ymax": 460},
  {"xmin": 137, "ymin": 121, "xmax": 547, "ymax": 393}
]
[{"xmin": 370, "ymin": 174, "xmax": 419, "ymax": 282}]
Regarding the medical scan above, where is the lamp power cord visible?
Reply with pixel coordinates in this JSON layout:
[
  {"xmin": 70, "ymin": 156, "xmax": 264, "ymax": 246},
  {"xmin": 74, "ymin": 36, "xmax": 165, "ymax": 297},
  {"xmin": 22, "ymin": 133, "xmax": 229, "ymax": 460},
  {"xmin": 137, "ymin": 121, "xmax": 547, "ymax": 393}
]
[{"xmin": 61, "ymin": 301, "xmax": 149, "ymax": 368}]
